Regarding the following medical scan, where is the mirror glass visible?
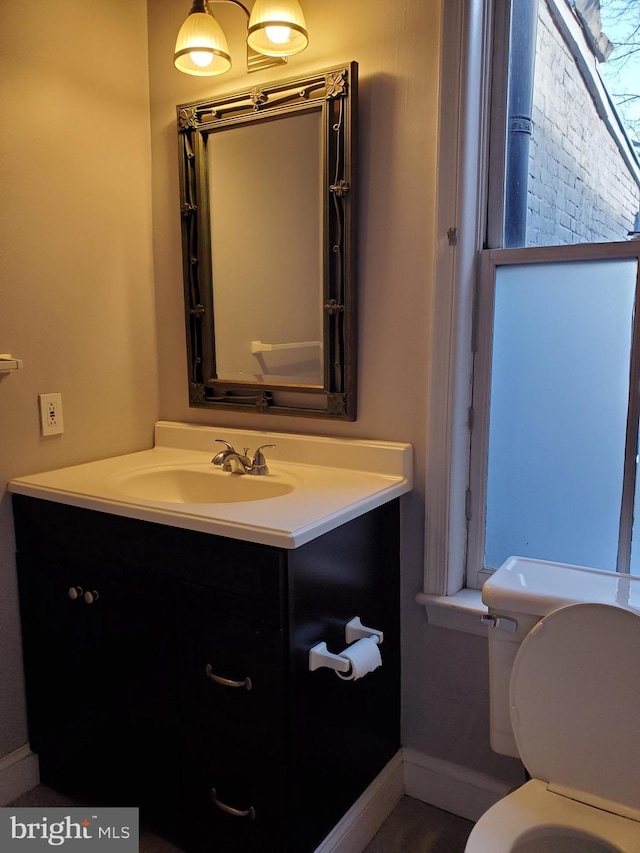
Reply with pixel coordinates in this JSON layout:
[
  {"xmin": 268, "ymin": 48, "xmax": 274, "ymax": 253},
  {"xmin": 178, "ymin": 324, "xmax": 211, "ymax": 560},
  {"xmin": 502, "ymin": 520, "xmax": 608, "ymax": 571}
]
[
  {"xmin": 209, "ymin": 110, "xmax": 323, "ymax": 386},
  {"xmin": 177, "ymin": 62, "xmax": 358, "ymax": 420}
]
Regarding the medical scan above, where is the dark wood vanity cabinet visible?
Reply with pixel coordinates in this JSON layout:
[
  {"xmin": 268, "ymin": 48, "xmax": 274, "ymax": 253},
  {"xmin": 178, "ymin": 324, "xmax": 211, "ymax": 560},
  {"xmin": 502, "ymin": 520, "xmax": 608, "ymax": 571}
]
[{"xmin": 12, "ymin": 495, "xmax": 400, "ymax": 853}]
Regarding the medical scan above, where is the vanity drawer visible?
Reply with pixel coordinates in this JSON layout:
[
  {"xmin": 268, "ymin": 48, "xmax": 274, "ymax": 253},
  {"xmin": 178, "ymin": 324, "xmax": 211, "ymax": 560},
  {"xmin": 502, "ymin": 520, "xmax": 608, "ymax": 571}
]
[
  {"xmin": 181, "ymin": 726, "xmax": 287, "ymax": 853},
  {"xmin": 12, "ymin": 496, "xmax": 287, "ymax": 624},
  {"xmin": 177, "ymin": 601, "xmax": 286, "ymax": 754}
]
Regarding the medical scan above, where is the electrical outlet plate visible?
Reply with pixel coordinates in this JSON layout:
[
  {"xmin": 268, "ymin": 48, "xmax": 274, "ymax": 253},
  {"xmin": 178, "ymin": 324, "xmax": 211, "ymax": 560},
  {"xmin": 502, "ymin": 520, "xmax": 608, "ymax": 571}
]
[{"xmin": 39, "ymin": 393, "xmax": 64, "ymax": 436}]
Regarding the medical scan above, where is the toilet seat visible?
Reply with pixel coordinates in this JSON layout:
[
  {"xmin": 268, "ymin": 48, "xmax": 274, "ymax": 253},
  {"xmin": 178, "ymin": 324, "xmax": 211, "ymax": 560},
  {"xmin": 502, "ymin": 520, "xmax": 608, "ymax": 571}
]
[
  {"xmin": 509, "ymin": 602, "xmax": 640, "ymax": 821},
  {"xmin": 465, "ymin": 603, "xmax": 640, "ymax": 852},
  {"xmin": 464, "ymin": 779, "xmax": 640, "ymax": 853}
]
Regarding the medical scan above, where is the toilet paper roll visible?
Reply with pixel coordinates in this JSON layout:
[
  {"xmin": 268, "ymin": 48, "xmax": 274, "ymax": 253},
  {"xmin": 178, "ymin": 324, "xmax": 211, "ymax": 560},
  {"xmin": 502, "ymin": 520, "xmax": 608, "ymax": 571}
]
[{"xmin": 336, "ymin": 637, "xmax": 382, "ymax": 681}]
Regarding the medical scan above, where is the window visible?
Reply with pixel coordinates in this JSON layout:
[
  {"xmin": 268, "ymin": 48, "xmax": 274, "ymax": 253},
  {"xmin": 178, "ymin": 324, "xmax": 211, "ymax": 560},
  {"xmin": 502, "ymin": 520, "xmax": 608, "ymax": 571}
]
[
  {"xmin": 490, "ymin": 0, "xmax": 640, "ymax": 250},
  {"xmin": 423, "ymin": 0, "xmax": 640, "ymax": 601},
  {"xmin": 467, "ymin": 244, "xmax": 640, "ymax": 589}
]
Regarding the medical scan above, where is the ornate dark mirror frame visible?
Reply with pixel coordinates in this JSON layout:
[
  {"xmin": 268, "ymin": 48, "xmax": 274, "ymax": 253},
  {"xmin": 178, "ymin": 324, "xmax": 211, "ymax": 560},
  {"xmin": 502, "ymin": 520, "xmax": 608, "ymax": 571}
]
[{"xmin": 177, "ymin": 61, "xmax": 357, "ymax": 420}]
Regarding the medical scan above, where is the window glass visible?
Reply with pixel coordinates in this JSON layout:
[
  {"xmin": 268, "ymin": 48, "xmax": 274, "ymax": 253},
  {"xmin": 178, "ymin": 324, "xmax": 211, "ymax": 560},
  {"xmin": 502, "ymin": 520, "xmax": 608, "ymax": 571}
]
[
  {"xmin": 630, "ymin": 416, "xmax": 640, "ymax": 575},
  {"xmin": 502, "ymin": 0, "xmax": 640, "ymax": 248},
  {"xmin": 598, "ymin": 0, "xmax": 640, "ymax": 152},
  {"xmin": 485, "ymin": 257, "xmax": 637, "ymax": 570}
]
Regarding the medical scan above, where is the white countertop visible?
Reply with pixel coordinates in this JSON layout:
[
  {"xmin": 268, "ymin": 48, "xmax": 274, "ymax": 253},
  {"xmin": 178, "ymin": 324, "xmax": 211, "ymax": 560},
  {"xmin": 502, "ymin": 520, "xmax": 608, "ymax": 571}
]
[{"xmin": 9, "ymin": 422, "xmax": 413, "ymax": 548}]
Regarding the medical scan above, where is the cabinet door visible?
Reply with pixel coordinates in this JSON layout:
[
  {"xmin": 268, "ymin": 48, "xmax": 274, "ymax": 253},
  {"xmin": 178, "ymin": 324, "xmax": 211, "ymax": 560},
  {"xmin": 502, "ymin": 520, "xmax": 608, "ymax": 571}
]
[
  {"xmin": 177, "ymin": 601, "xmax": 285, "ymax": 756},
  {"xmin": 181, "ymin": 726, "xmax": 287, "ymax": 853},
  {"xmin": 18, "ymin": 554, "xmax": 178, "ymax": 811}
]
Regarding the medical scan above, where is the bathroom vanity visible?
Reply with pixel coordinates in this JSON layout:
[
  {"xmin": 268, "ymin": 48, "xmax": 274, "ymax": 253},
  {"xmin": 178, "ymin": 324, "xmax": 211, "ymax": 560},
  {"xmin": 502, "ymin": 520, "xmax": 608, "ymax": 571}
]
[{"xmin": 10, "ymin": 423, "xmax": 412, "ymax": 853}]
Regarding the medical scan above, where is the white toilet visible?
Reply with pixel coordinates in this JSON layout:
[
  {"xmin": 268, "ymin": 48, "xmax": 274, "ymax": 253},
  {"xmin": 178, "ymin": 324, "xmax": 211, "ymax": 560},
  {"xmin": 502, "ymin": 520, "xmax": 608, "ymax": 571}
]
[{"xmin": 465, "ymin": 557, "xmax": 640, "ymax": 853}]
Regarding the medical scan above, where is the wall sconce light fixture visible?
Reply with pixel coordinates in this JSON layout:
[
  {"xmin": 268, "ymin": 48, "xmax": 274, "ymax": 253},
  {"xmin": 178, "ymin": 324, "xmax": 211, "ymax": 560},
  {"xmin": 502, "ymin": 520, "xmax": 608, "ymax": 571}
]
[{"xmin": 174, "ymin": 0, "xmax": 309, "ymax": 77}]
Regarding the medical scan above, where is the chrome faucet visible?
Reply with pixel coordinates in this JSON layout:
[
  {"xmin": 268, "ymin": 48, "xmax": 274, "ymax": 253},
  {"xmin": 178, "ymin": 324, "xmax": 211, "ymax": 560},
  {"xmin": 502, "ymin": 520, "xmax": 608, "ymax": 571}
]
[
  {"xmin": 211, "ymin": 440, "xmax": 237, "ymax": 466},
  {"xmin": 212, "ymin": 440, "xmax": 275, "ymax": 475}
]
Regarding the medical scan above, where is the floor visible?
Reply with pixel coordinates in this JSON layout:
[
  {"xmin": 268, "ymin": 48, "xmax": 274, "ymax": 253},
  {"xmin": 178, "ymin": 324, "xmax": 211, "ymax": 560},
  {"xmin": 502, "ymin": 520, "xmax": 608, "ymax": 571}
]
[
  {"xmin": 9, "ymin": 785, "xmax": 474, "ymax": 852},
  {"xmin": 363, "ymin": 796, "xmax": 473, "ymax": 853}
]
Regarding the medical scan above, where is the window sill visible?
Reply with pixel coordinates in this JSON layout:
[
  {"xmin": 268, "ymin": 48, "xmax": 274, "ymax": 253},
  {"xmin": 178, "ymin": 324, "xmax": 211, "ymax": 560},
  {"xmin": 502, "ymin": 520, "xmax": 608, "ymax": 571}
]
[{"xmin": 415, "ymin": 588, "xmax": 488, "ymax": 636}]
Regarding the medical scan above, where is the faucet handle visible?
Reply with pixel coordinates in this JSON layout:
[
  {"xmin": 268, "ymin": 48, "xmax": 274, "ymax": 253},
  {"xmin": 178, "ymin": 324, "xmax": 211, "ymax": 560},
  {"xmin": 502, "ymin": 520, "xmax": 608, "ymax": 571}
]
[
  {"xmin": 251, "ymin": 444, "xmax": 276, "ymax": 475},
  {"xmin": 212, "ymin": 439, "xmax": 236, "ymax": 465}
]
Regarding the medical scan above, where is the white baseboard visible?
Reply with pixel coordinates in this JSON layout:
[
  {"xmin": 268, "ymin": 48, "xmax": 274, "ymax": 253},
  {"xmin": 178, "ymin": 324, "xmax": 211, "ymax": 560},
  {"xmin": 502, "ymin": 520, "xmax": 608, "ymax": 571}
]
[
  {"xmin": 0, "ymin": 745, "xmax": 39, "ymax": 806},
  {"xmin": 314, "ymin": 748, "xmax": 510, "ymax": 850},
  {"xmin": 402, "ymin": 748, "xmax": 511, "ymax": 823},
  {"xmin": 314, "ymin": 751, "xmax": 404, "ymax": 853},
  {"xmin": 0, "ymin": 743, "xmax": 509, "ymax": 845}
]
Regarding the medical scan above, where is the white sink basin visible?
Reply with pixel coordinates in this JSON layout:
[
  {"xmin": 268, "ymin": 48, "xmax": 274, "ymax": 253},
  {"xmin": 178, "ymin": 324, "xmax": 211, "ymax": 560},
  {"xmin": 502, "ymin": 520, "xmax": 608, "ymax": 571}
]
[
  {"xmin": 9, "ymin": 421, "xmax": 413, "ymax": 548},
  {"xmin": 115, "ymin": 464, "xmax": 296, "ymax": 504}
]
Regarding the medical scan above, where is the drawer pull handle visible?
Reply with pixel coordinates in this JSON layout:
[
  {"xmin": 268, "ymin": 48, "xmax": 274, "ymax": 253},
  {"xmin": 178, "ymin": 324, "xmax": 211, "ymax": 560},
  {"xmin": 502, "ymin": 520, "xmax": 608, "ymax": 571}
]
[
  {"xmin": 83, "ymin": 590, "xmax": 99, "ymax": 605},
  {"xmin": 68, "ymin": 586, "xmax": 83, "ymax": 600},
  {"xmin": 210, "ymin": 788, "xmax": 255, "ymax": 820},
  {"xmin": 205, "ymin": 664, "xmax": 252, "ymax": 691}
]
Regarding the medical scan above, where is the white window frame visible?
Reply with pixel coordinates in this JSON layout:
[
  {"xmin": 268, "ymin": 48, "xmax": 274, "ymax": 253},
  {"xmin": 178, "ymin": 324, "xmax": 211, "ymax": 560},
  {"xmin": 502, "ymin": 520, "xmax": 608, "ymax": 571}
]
[
  {"xmin": 467, "ymin": 240, "xmax": 640, "ymax": 590},
  {"xmin": 422, "ymin": 0, "xmax": 495, "ymax": 602},
  {"xmin": 419, "ymin": 0, "xmax": 640, "ymax": 629}
]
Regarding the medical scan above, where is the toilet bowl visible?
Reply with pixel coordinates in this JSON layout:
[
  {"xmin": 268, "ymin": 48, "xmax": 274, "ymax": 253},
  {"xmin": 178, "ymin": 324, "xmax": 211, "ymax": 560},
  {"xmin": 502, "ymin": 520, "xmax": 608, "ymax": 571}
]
[{"xmin": 465, "ymin": 592, "xmax": 640, "ymax": 852}]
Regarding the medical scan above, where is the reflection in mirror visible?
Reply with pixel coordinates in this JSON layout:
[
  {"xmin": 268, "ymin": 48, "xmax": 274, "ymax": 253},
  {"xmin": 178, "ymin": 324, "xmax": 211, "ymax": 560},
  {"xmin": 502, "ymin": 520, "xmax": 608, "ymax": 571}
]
[
  {"xmin": 209, "ymin": 110, "xmax": 324, "ymax": 386},
  {"xmin": 177, "ymin": 62, "xmax": 357, "ymax": 419}
]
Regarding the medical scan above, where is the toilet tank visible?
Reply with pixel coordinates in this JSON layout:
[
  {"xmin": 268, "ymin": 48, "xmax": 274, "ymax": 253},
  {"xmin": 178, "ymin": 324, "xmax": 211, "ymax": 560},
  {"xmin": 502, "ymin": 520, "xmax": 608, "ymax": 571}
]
[{"xmin": 482, "ymin": 557, "xmax": 640, "ymax": 757}]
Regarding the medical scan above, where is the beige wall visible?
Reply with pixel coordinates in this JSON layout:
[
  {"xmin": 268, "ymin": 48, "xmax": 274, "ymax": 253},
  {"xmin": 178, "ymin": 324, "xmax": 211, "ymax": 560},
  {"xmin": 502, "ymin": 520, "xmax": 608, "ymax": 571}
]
[
  {"xmin": 0, "ymin": 0, "xmax": 158, "ymax": 756},
  {"xmin": 0, "ymin": 0, "xmax": 523, "ymax": 786},
  {"xmin": 147, "ymin": 0, "xmax": 521, "ymax": 783},
  {"xmin": 148, "ymin": 0, "xmax": 439, "ymax": 443}
]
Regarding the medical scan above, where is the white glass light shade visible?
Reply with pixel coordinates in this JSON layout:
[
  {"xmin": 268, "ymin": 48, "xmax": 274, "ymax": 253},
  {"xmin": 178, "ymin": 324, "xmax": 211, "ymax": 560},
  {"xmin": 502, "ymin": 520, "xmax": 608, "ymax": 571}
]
[
  {"xmin": 174, "ymin": 9, "xmax": 231, "ymax": 76},
  {"xmin": 247, "ymin": 0, "xmax": 309, "ymax": 57}
]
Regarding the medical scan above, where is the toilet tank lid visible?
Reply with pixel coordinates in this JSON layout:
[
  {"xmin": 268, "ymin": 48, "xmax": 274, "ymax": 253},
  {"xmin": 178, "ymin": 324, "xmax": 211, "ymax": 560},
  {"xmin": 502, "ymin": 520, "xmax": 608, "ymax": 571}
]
[{"xmin": 482, "ymin": 556, "xmax": 640, "ymax": 617}]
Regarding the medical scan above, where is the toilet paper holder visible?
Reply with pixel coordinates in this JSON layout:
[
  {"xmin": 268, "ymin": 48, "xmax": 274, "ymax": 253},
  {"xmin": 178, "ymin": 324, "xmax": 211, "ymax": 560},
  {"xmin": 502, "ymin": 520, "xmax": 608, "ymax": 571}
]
[{"xmin": 308, "ymin": 617, "xmax": 384, "ymax": 674}]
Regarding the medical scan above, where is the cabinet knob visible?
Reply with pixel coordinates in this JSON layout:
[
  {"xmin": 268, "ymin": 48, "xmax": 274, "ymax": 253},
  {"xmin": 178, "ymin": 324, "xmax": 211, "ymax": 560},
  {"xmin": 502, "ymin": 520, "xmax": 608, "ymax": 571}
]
[
  {"xmin": 210, "ymin": 788, "xmax": 255, "ymax": 820},
  {"xmin": 205, "ymin": 664, "xmax": 252, "ymax": 691},
  {"xmin": 68, "ymin": 586, "xmax": 83, "ymax": 600},
  {"xmin": 83, "ymin": 590, "xmax": 99, "ymax": 605}
]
